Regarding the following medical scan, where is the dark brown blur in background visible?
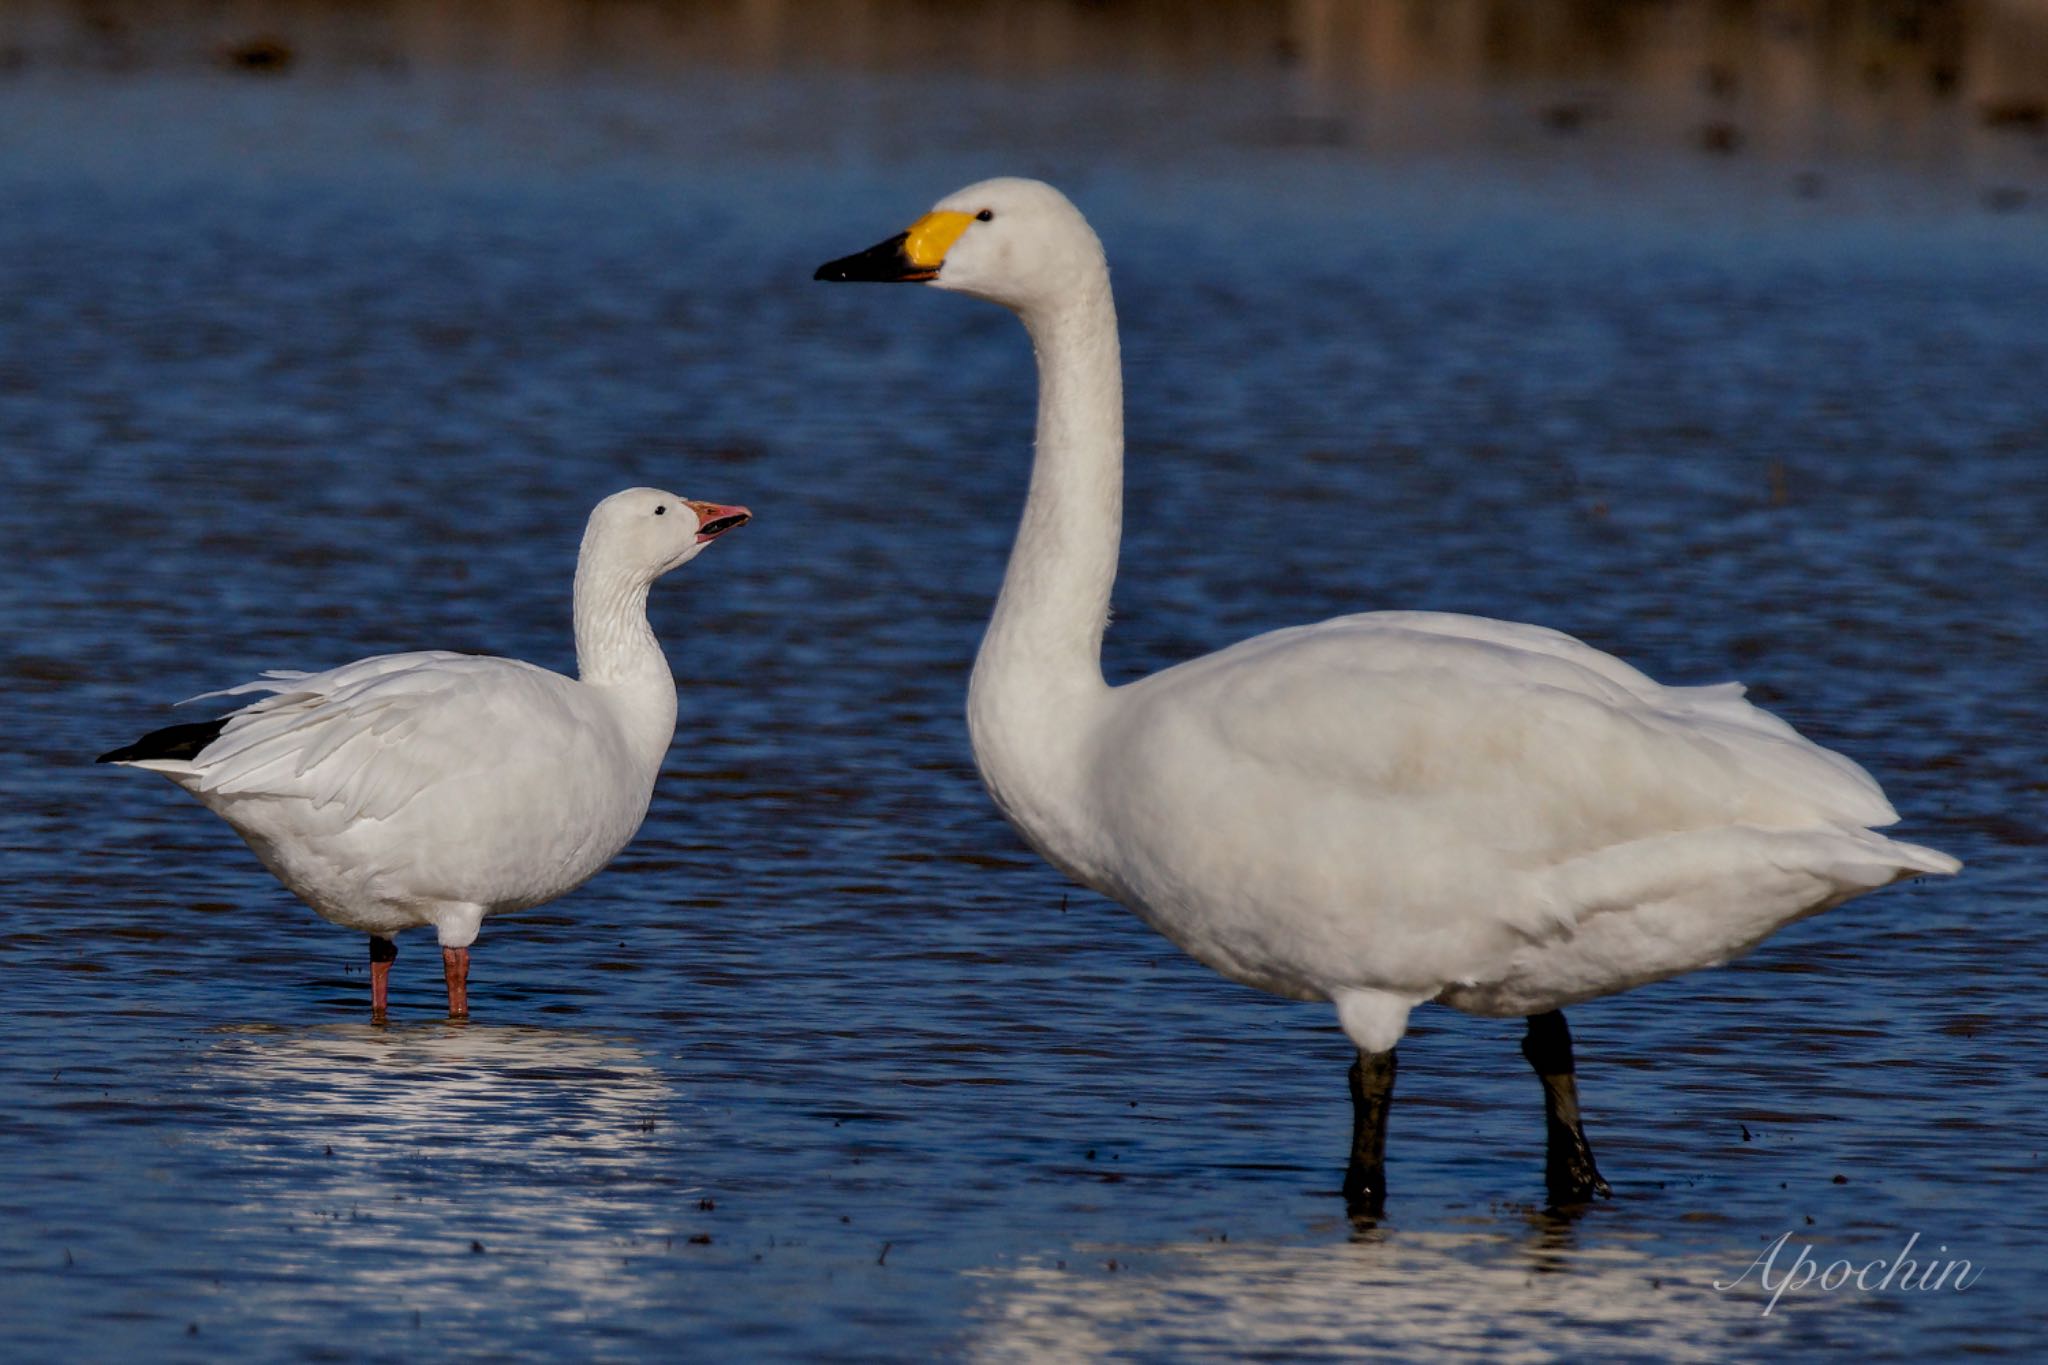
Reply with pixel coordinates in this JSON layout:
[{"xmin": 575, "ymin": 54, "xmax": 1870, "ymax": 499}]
[{"xmin": 5, "ymin": 0, "xmax": 2045, "ymax": 170}]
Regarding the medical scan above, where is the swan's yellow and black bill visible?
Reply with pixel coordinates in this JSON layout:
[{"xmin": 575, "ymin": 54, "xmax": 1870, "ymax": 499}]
[{"xmin": 814, "ymin": 210, "xmax": 974, "ymax": 283}]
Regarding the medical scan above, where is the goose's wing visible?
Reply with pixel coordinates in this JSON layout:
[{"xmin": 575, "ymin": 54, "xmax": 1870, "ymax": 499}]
[{"xmin": 149, "ymin": 651, "xmax": 606, "ymax": 824}]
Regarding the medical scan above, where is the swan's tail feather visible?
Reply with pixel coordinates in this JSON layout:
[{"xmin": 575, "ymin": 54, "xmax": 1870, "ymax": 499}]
[
  {"xmin": 1547, "ymin": 822, "xmax": 1960, "ymax": 934},
  {"xmin": 1449, "ymin": 826, "xmax": 1961, "ymax": 1018},
  {"xmin": 1862, "ymin": 837, "xmax": 1961, "ymax": 881}
]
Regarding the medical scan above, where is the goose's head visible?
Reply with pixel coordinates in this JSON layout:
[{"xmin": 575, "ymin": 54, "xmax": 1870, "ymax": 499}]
[
  {"xmin": 814, "ymin": 177, "xmax": 1105, "ymax": 314},
  {"xmin": 583, "ymin": 487, "xmax": 751, "ymax": 580}
]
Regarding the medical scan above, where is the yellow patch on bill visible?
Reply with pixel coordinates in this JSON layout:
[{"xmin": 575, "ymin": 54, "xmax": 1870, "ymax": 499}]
[{"xmin": 903, "ymin": 211, "xmax": 975, "ymax": 271}]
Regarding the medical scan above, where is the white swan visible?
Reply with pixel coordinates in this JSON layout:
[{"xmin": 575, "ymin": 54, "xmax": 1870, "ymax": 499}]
[
  {"xmin": 100, "ymin": 488, "xmax": 750, "ymax": 1018},
  {"xmin": 817, "ymin": 178, "xmax": 1959, "ymax": 1210}
]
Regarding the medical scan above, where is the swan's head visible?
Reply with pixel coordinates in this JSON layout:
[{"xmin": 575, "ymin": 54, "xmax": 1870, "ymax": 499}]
[
  {"xmin": 582, "ymin": 487, "xmax": 751, "ymax": 580},
  {"xmin": 814, "ymin": 177, "xmax": 1106, "ymax": 314}
]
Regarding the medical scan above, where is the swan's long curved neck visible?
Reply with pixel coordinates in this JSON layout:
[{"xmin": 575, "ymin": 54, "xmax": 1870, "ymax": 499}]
[
  {"xmin": 968, "ymin": 270, "xmax": 1122, "ymax": 822},
  {"xmin": 573, "ymin": 560, "xmax": 679, "ymax": 767}
]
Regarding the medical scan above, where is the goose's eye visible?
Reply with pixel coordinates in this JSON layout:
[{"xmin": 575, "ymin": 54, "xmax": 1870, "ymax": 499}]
[
  {"xmin": 654, "ymin": 506, "xmax": 666, "ymax": 516},
  {"xmin": 976, "ymin": 209, "xmax": 993, "ymax": 222}
]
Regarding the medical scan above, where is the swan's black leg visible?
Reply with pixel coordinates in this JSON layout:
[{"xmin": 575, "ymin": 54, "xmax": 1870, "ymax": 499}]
[
  {"xmin": 1343, "ymin": 1047, "xmax": 1398, "ymax": 1216},
  {"xmin": 1522, "ymin": 1010, "xmax": 1610, "ymax": 1206}
]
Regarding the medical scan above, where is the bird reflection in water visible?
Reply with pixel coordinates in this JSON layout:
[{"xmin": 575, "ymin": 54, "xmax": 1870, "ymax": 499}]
[
  {"xmin": 963, "ymin": 1223, "xmax": 1825, "ymax": 1360},
  {"xmin": 200, "ymin": 1024, "xmax": 685, "ymax": 1326}
]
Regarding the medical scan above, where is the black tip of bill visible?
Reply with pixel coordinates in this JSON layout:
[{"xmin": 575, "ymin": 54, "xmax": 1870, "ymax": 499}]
[{"xmin": 814, "ymin": 232, "xmax": 931, "ymax": 284}]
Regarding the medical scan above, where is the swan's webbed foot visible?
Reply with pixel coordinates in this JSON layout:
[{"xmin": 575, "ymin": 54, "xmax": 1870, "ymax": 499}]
[
  {"xmin": 1343, "ymin": 1047, "xmax": 1398, "ymax": 1217},
  {"xmin": 442, "ymin": 946, "xmax": 470, "ymax": 1019},
  {"xmin": 369, "ymin": 935, "xmax": 396, "ymax": 1019},
  {"xmin": 1522, "ymin": 1010, "xmax": 1611, "ymax": 1207}
]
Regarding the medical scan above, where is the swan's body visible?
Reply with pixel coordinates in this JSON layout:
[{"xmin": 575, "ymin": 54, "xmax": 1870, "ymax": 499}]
[
  {"xmin": 818, "ymin": 178, "xmax": 1958, "ymax": 1208},
  {"xmin": 100, "ymin": 488, "xmax": 750, "ymax": 1016},
  {"xmin": 998, "ymin": 608, "xmax": 1949, "ymax": 1018}
]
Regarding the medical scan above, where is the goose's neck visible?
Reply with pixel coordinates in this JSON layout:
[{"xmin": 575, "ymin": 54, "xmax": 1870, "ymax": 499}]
[
  {"xmin": 968, "ymin": 273, "xmax": 1122, "ymax": 828},
  {"xmin": 573, "ymin": 561, "xmax": 679, "ymax": 764}
]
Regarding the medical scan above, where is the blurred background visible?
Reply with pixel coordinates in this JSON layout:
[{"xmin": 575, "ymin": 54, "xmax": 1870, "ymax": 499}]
[
  {"xmin": 3, "ymin": 1, "xmax": 2046, "ymax": 175},
  {"xmin": 1, "ymin": 2, "xmax": 2043, "ymax": 1361}
]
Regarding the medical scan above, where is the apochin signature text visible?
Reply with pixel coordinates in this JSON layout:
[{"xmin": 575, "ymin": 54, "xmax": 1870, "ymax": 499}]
[{"xmin": 1716, "ymin": 1231, "xmax": 1981, "ymax": 1315}]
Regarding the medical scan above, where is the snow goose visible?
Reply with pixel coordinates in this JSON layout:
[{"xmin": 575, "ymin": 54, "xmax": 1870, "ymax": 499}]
[
  {"xmin": 817, "ymin": 178, "xmax": 1959, "ymax": 1211},
  {"xmin": 100, "ymin": 488, "xmax": 750, "ymax": 1019}
]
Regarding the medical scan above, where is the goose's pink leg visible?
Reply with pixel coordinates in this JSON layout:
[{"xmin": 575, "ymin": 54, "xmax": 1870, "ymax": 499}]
[
  {"xmin": 442, "ymin": 947, "xmax": 470, "ymax": 1019},
  {"xmin": 369, "ymin": 936, "xmax": 396, "ymax": 1018}
]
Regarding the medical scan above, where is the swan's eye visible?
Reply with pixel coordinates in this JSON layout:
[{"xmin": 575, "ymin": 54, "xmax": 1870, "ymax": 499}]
[
  {"xmin": 976, "ymin": 209, "xmax": 993, "ymax": 222},
  {"xmin": 654, "ymin": 505, "xmax": 666, "ymax": 516}
]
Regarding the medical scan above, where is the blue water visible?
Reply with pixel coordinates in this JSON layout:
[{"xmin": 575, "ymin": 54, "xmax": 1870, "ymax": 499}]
[{"xmin": 2, "ymin": 48, "xmax": 2045, "ymax": 1362}]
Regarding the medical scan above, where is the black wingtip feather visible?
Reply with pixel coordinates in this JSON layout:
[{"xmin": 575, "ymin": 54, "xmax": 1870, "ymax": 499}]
[{"xmin": 98, "ymin": 717, "xmax": 232, "ymax": 765}]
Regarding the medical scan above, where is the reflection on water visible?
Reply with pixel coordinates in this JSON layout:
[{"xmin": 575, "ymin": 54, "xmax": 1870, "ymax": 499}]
[
  {"xmin": 966, "ymin": 1227, "xmax": 1824, "ymax": 1362},
  {"xmin": 204, "ymin": 1025, "xmax": 684, "ymax": 1331}
]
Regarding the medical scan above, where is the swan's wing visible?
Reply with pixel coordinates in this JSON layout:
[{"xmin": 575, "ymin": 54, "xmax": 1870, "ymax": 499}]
[
  {"xmin": 1120, "ymin": 611, "xmax": 1903, "ymax": 865},
  {"xmin": 1352, "ymin": 612, "xmax": 1879, "ymax": 791},
  {"xmin": 1371, "ymin": 613, "xmax": 1893, "ymax": 821},
  {"xmin": 151, "ymin": 652, "xmax": 606, "ymax": 824},
  {"xmin": 1082, "ymin": 611, "xmax": 1953, "ymax": 991}
]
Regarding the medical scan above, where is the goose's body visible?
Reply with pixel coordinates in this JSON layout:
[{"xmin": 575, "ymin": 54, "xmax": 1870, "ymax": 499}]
[
  {"xmin": 819, "ymin": 178, "xmax": 1958, "ymax": 1209},
  {"xmin": 100, "ymin": 488, "xmax": 751, "ymax": 1016},
  {"xmin": 135, "ymin": 650, "xmax": 666, "ymax": 940}
]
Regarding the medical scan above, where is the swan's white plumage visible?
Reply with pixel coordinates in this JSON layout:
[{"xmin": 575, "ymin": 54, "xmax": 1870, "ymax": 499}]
[
  {"xmin": 105, "ymin": 488, "xmax": 748, "ymax": 953},
  {"xmin": 849, "ymin": 176, "xmax": 1957, "ymax": 1055},
  {"xmin": 1087, "ymin": 609, "xmax": 1950, "ymax": 1006}
]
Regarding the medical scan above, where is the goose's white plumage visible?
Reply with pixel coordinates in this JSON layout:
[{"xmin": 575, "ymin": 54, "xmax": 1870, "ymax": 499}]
[
  {"xmin": 165, "ymin": 652, "xmax": 653, "ymax": 935},
  {"xmin": 819, "ymin": 178, "xmax": 1957, "ymax": 1202},
  {"xmin": 102, "ymin": 487, "xmax": 750, "ymax": 1014}
]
